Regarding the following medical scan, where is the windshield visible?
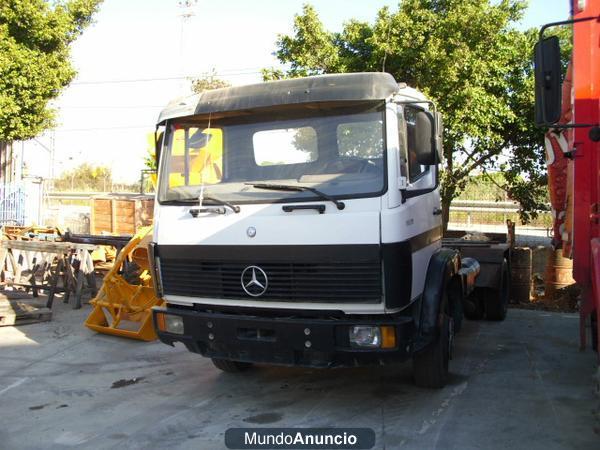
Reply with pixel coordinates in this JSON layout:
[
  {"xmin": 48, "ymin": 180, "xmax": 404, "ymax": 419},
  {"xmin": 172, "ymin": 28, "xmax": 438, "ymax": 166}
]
[{"xmin": 158, "ymin": 102, "xmax": 386, "ymax": 205}]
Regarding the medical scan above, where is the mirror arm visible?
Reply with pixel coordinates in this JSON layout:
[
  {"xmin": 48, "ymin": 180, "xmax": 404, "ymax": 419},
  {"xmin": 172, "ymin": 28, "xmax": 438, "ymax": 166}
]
[
  {"xmin": 537, "ymin": 15, "xmax": 600, "ymax": 127},
  {"xmin": 428, "ymin": 113, "xmax": 437, "ymax": 164},
  {"xmin": 393, "ymin": 99, "xmax": 437, "ymax": 114},
  {"xmin": 539, "ymin": 15, "xmax": 600, "ymax": 41},
  {"xmin": 541, "ymin": 123, "xmax": 599, "ymax": 129},
  {"xmin": 396, "ymin": 98, "xmax": 441, "ymax": 200},
  {"xmin": 395, "ymin": 99, "xmax": 440, "ymax": 163}
]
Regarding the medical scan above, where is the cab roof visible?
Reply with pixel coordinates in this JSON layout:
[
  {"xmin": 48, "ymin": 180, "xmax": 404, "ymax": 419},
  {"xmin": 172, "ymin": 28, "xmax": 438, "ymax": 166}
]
[{"xmin": 157, "ymin": 72, "xmax": 404, "ymax": 124}]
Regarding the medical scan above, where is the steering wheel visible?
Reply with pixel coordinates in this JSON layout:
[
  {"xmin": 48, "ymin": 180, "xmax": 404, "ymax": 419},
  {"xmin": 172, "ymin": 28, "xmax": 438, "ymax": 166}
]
[
  {"xmin": 317, "ymin": 158, "xmax": 379, "ymax": 174},
  {"xmin": 347, "ymin": 158, "xmax": 379, "ymax": 174}
]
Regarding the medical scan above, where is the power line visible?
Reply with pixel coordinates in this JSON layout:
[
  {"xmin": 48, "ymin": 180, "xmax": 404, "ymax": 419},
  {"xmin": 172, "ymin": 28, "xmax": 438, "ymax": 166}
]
[
  {"xmin": 58, "ymin": 105, "xmax": 165, "ymax": 109},
  {"xmin": 54, "ymin": 125, "xmax": 152, "ymax": 132},
  {"xmin": 70, "ymin": 69, "xmax": 264, "ymax": 86},
  {"xmin": 72, "ymin": 76, "xmax": 188, "ymax": 85}
]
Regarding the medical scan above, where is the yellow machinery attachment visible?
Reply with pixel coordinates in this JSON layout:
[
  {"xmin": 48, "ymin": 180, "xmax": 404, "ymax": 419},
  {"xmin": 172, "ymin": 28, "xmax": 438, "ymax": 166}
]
[{"xmin": 85, "ymin": 226, "xmax": 163, "ymax": 341}]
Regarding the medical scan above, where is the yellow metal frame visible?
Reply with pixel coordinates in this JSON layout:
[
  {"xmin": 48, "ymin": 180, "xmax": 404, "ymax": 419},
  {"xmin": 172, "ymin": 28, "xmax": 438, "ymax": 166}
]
[{"xmin": 85, "ymin": 226, "xmax": 163, "ymax": 341}]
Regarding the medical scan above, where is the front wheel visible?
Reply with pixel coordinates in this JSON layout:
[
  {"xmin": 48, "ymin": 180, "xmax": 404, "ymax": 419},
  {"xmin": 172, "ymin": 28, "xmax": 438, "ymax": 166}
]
[
  {"xmin": 413, "ymin": 312, "xmax": 452, "ymax": 389},
  {"xmin": 211, "ymin": 358, "xmax": 253, "ymax": 373}
]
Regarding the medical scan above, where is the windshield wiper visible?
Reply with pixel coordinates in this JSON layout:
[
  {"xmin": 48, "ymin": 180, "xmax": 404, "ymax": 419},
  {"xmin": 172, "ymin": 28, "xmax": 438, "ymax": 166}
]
[
  {"xmin": 161, "ymin": 196, "xmax": 240, "ymax": 213},
  {"xmin": 246, "ymin": 183, "xmax": 345, "ymax": 210},
  {"xmin": 160, "ymin": 198, "xmax": 197, "ymax": 205},
  {"xmin": 203, "ymin": 195, "xmax": 240, "ymax": 213}
]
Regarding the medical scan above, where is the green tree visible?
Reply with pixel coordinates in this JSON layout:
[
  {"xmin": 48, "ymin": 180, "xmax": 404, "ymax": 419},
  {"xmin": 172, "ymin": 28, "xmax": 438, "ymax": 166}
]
[
  {"xmin": 143, "ymin": 149, "xmax": 157, "ymax": 172},
  {"xmin": 0, "ymin": 0, "xmax": 102, "ymax": 142},
  {"xmin": 264, "ymin": 1, "xmax": 562, "ymax": 227},
  {"xmin": 53, "ymin": 163, "xmax": 112, "ymax": 191},
  {"xmin": 191, "ymin": 69, "xmax": 231, "ymax": 94}
]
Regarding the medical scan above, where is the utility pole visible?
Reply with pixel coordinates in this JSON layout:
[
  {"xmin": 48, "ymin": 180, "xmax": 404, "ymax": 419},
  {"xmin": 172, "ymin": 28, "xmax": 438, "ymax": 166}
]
[{"xmin": 177, "ymin": 0, "xmax": 198, "ymax": 95}]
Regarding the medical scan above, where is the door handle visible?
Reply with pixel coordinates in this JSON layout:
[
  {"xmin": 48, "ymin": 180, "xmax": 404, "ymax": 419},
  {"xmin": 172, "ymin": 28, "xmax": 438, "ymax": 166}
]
[
  {"xmin": 433, "ymin": 207, "xmax": 443, "ymax": 216},
  {"xmin": 282, "ymin": 204, "xmax": 326, "ymax": 214}
]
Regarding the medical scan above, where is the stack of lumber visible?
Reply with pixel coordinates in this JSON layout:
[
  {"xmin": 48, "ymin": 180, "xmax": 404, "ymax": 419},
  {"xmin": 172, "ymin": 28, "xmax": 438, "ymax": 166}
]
[{"xmin": 0, "ymin": 291, "xmax": 51, "ymax": 326}]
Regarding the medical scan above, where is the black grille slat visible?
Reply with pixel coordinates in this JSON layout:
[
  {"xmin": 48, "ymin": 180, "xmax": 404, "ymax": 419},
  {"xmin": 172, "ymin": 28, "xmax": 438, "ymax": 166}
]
[
  {"xmin": 163, "ymin": 266, "xmax": 379, "ymax": 272},
  {"xmin": 160, "ymin": 257, "xmax": 382, "ymax": 303},
  {"xmin": 160, "ymin": 273, "xmax": 380, "ymax": 283},
  {"xmin": 161, "ymin": 272, "xmax": 381, "ymax": 279}
]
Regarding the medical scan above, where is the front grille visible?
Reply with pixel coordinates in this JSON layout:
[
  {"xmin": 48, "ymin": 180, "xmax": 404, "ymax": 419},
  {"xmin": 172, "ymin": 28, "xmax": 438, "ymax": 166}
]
[{"xmin": 160, "ymin": 260, "xmax": 382, "ymax": 303}]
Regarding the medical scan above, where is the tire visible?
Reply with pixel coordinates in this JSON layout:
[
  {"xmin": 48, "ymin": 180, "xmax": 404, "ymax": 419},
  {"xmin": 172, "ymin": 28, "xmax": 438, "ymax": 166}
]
[
  {"xmin": 463, "ymin": 289, "xmax": 485, "ymax": 320},
  {"xmin": 485, "ymin": 259, "xmax": 509, "ymax": 321},
  {"xmin": 211, "ymin": 358, "xmax": 253, "ymax": 373},
  {"xmin": 413, "ymin": 307, "xmax": 452, "ymax": 389},
  {"xmin": 448, "ymin": 278, "xmax": 464, "ymax": 333},
  {"xmin": 451, "ymin": 295, "xmax": 464, "ymax": 334}
]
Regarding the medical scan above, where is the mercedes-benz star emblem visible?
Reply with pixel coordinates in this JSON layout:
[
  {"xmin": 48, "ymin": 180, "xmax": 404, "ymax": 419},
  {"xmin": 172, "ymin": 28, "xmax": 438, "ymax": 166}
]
[
  {"xmin": 241, "ymin": 266, "xmax": 268, "ymax": 297},
  {"xmin": 247, "ymin": 227, "xmax": 256, "ymax": 238}
]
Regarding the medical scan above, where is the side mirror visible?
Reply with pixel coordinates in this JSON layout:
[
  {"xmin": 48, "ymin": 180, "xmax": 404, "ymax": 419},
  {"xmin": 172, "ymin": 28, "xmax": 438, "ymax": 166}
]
[
  {"xmin": 414, "ymin": 111, "xmax": 436, "ymax": 165},
  {"xmin": 154, "ymin": 130, "xmax": 164, "ymax": 169},
  {"xmin": 534, "ymin": 36, "xmax": 562, "ymax": 126}
]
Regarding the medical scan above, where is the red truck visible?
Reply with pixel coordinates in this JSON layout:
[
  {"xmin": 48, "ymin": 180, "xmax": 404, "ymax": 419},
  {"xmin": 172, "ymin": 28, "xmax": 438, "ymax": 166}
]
[{"xmin": 535, "ymin": 0, "xmax": 600, "ymax": 353}]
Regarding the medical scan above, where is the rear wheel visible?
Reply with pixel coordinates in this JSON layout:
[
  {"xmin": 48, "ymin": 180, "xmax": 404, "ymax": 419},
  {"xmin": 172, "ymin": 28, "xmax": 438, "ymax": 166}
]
[
  {"xmin": 463, "ymin": 289, "xmax": 485, "ymax": 320},
  {"xmin": 211, "ymin": 358, "xmax": 253, "ymax": 373},
  {"xmin": 413, "ymin": 300, "xmax": 453, "ymax": 389},
  {"xmin": 485, "ymin": 259, "xmax": 509, "ymax": 321}
]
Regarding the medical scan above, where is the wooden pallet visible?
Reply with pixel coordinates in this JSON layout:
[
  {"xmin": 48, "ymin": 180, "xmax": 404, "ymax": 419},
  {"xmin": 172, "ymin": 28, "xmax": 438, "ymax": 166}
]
[{"xmin": 0, "ymin": 295, "xmax": 52, "ymax": 326}]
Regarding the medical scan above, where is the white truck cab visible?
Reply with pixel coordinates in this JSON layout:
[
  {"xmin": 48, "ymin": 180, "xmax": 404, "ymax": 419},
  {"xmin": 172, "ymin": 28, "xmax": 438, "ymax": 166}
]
[{"xmin": 150, "ymin": 73, "xmax": 507, "ymax": 388}]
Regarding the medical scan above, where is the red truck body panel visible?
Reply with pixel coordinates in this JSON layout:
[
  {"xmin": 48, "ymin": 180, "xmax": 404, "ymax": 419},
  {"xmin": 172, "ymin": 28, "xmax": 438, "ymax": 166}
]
[{"xmin": 571, "ymin": 0, "xmax": 600, "ymax": 350}]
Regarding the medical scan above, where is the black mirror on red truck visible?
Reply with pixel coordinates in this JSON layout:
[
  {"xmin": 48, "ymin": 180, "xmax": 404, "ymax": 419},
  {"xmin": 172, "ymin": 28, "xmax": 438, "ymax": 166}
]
[{"xmin": 534, "ymin": 35, "xmax": 563, "ymax": 126}]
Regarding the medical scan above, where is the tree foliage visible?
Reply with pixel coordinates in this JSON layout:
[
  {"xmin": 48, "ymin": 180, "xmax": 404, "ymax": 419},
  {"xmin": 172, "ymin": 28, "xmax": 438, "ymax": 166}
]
[
  {"xmin": 191, "ymin": 69, "xmax": 231, "ymax": 94},
  {"xmin": 0, "ymin": 0, "xmax": 102, "ymax": 142},
  {"xmin": 52, "ymin": 163, "xmax": 139, "ymax": 192},
  {"xmin": 143, "ymin": 146, "xmax": 157, "ymax": 172},
  {"xmin": 264, "ymin": 1, "xmax": 568, "ymax": 225},
  {"xmin": 53, "ymin": 163, "xmax": 112, "ymax": 191}
]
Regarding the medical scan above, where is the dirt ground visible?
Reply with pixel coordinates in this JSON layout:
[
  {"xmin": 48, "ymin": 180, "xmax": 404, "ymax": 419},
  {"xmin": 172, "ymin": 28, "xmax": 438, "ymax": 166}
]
[{"xmin": 0, "ymin": 296, "xmax": 599, "ymax": 450}]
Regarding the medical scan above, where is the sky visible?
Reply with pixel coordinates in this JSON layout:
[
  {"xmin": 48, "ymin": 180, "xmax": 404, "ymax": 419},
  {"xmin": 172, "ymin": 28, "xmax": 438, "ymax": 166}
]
[{"xmin": 22, "ymin": 0, "xmax": 571, "ymax": 184}]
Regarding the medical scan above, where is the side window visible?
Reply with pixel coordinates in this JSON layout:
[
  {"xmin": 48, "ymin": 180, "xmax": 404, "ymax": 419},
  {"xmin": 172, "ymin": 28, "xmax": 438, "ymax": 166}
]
[{"xmin": 404, "ymin": 106, "xmax": 430, "ymax": 182}]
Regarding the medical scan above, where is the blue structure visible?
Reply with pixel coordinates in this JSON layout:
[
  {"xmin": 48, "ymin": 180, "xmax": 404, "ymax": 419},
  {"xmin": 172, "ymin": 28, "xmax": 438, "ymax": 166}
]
[{"xmin": 0, "ymin": 183, "xmax": 26, "ymax": 226}]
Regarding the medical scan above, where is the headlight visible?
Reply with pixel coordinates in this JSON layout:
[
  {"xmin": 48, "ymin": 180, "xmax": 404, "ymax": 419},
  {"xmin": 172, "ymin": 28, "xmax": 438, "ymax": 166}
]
[
  {"xmin": 349, "ymin": 325, "xmax": 396, "ymax": 349},
  {"xmin": 349, "ymin": 326, "xmax": 381, "ymax": 348},
  {"xmin": 156, "ymin": 313, "xmax": 184, "ymax": 335}
]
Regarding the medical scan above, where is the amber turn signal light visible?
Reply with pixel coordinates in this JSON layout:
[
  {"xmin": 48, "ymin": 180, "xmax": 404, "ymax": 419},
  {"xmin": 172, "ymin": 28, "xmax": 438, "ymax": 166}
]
[{"xmin": 380, "ymin": 326, "xmax": 396, "ymax": 349}]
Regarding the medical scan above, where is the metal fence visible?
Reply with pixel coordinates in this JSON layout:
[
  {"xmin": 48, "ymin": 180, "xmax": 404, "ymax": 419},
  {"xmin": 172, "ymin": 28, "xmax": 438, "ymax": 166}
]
[
  {"xmin": 0, "ymin": 183, "xmax": 26, "ymax": 226},
  {"xmin": 448, "ymin": 199, "xmax": 553, "ymax": 244}
]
